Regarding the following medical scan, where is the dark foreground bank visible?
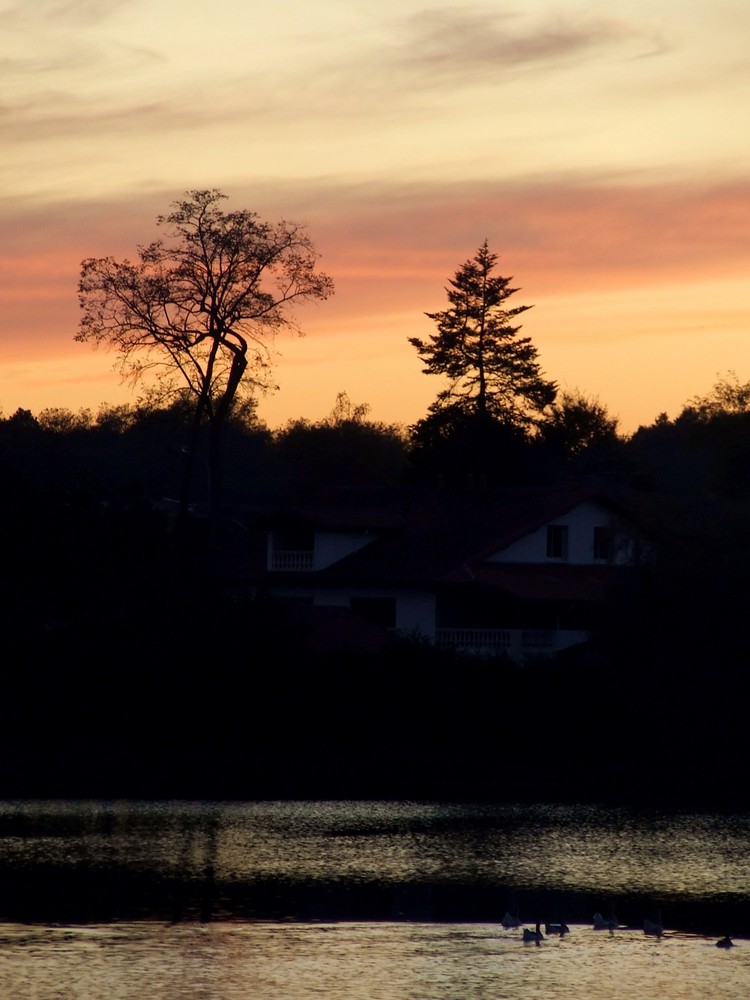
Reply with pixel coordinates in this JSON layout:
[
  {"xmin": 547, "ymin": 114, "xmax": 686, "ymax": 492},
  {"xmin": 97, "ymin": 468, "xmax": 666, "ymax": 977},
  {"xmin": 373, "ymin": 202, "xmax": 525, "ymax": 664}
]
[{"xmin": 1, "ymin": 607, "xmax": 748, "ymax": 809}]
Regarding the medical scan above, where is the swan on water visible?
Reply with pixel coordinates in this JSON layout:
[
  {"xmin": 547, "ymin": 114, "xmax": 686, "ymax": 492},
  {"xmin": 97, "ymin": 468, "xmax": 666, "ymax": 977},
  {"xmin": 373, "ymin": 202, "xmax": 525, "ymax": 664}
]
[
  {"xmin": 522, "ymin": 923, "xmax": 545, "ymax": 944},
  {"xmin": 644, "ymin": 914, "xmax": 664, "ymax": 938},
  {"xmin": 545, "ymin": 922, "xmax": 570, "ymax": 936},
  {"xmin": 502, "ymin": 911, "xmax": 522, "ymax": 929},
  {"xmin": 716, "ymin": 936, "xmax": 734, "ymax": 948},
  {"xmin": 592, "ymin": 911, "xmax": 618, "ymax": 931}
]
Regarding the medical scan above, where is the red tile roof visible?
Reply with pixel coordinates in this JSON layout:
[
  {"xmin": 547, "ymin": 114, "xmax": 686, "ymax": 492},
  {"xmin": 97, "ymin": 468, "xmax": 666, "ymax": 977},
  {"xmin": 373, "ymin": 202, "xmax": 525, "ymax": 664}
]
[{"xmin": 440, "ymin": 562, "xmax": 623, "ymax": 601}]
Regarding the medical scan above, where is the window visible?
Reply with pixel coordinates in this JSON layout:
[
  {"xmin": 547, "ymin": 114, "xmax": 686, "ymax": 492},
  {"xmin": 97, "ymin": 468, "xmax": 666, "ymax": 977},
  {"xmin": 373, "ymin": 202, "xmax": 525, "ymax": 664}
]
[
  {"xmin": 546, "ymin": 524, "xmax": 569, "ymax": 559},
  {"xmin": 593, "ymin": 526, "xmax": 613, "ymax": 562}
]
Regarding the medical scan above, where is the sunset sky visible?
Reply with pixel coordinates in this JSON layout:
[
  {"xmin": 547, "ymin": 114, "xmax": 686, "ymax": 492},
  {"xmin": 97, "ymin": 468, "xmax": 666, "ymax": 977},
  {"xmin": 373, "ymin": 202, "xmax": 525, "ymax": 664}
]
[{"xmin": 2, "ymin": 0, "xmax": 749, "ymax": 432}]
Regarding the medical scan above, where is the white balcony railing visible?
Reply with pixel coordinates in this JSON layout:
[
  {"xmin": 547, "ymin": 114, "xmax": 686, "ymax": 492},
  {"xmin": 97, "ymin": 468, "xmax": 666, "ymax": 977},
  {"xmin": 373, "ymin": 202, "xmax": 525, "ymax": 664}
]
[
  {"xmin": 271, "ymin": 550, "xmax": 315, "ymax": 572},
  {"xmin": 436, "ymin": 627, "xmax": 587, "ymax": 658},
  {"xmin": 521, "ymin": 630, "xmax": 555, "ymax": 650},
  {"xmin": 436, "ymin": 628, "xmax": 512, "ymax": 654}
]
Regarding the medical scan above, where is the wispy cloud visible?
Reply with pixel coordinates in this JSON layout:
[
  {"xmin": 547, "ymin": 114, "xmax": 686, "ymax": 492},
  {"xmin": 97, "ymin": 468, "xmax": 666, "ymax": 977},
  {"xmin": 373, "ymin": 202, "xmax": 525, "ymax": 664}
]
[
  {"xmin": 394, "ymin": 7, "xmax": 648, "ymax": 82},
  {"xmin": 0, "ymin": 0, "xmax": 133, "ymax": 29},
  {"xmin": 0, "ymin": 0, "xmax": 163, "ymax": 121},
  {"xmin": 0, "ymin": 94, "xmax": 230, "ymax": 142},
  {"xmin": 0, "ymin": 2, "xmax": 676, "ymax": 164},
  {"xmin": 221, "ymin": 7, "xmax": 666, "ymax": 130},
  {"xmin": 1, "ymin": 40, "xmax": 162, "ymax": 88},
  {"xmin": 266, "ymin": 174, "xmax": 750, "ymax": 292}
]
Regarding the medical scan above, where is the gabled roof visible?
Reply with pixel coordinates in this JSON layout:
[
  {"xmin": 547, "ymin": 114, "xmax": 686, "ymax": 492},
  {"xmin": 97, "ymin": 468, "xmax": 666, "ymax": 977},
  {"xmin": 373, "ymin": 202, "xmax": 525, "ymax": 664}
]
[
  {"xmin": 440, "ymin": 562, "xmax": 622, "ymax": 601},
  {"xmin": 258, "ymin": 505, "xmax": 405, "ymax": 531},
  {"xmin": 468, "ymin": 487, "xmax": 624, "ymax": 562},
  {"xmin": 316, "ymin": 484, "xmax": 625, "ymax": 586},
  {"xmin": 247, "ymin": 485, "xmax": 411, "ymax": 533}
]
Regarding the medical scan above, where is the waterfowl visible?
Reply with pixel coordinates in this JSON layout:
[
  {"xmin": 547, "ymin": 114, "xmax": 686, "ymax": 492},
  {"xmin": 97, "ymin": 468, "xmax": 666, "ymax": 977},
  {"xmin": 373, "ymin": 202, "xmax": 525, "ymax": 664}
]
[
  {"xmin": 644, "ymin": 914, "xmax": 664, "ymax": 938},
  {"xmin": 502, "ymin": 911, "xmax": 522, "ymax": 929},
  {"xmin": 545, "ymin": 922, "xmax": 570, "ymax": 937},
  {"xmin": 716, "ymin": 936, "xmax": 734, "ymax": 949},
  {"xmin": 593, "ymin": 911, "xmax": 618, "ymax": 931},
  {"xmin": 523, "ymin": 923, "xmax": 545, "ymax": 944}
]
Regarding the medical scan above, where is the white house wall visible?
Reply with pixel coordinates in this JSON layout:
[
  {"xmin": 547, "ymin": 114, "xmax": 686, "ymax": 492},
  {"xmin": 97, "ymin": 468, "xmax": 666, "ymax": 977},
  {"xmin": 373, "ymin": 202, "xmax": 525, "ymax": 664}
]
[
  {"xmin": 314, "ymin": 530, "xmax": 378, "ymax": 570},
  {"xmin": 393, "ymin": 589, "xmax": 436, "ymax": 637},
  {"xmin": 487, "ymin": 501, "xmax": 623, "ymax": 565}
]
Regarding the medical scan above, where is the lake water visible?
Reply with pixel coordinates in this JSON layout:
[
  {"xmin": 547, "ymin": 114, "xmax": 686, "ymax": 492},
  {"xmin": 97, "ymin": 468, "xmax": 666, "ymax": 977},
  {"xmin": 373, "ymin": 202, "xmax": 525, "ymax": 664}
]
[{"xmin": 0, "ymin": 800, "xmax": 748, "ymax": 999}]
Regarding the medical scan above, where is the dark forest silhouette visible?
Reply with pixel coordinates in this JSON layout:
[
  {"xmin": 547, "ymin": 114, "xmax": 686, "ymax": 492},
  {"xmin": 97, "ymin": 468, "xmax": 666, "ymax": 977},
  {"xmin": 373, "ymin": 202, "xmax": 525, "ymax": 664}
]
[{"xmin": 2, "ymin": 373, "xmax": 750, "ymax": 806}]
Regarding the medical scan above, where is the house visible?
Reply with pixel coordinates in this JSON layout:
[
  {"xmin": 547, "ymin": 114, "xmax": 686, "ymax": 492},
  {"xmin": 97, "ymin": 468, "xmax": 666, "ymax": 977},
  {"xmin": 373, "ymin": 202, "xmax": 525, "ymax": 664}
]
[{"xmin": 255, "ymin": 485, "xmax": 632, "ymax": 661}]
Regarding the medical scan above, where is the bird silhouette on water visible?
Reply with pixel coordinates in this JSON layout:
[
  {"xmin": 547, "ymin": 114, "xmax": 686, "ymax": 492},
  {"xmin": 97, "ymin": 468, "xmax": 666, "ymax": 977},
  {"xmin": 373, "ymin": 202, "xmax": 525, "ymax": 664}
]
[
  {"xmin": 593, "ymin": 911, "xmax": 618, "ymax": 931},
  {"xmin": 523, "ymin": 923, "xmax": 545, "ymax": 945},
  {"xmin": 643, "ymin": 913, "xmax": 664, "ymax": 938}
]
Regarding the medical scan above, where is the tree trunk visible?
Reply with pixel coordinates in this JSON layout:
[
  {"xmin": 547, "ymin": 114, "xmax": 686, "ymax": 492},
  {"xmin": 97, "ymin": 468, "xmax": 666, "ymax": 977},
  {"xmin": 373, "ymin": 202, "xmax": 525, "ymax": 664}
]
[
  {"xmin": 177, "ymin": 391, "xmax": 209, "ymax": 534},
  {"xmin": 207, "ymin": 351, "xmax": 248, "ymax": 530}
]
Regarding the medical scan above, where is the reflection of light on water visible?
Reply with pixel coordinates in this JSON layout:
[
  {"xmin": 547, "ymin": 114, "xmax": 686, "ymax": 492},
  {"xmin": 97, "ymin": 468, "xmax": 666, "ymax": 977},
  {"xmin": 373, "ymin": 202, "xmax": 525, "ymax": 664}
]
[
  {"xmin": 0, "ymin": 802, "xmax": 747, "ymax": 996},
  {"xmin": 0, "ymin": 801, "xmax": 749, "ymax": 928},
  {"xmin": 210, "ymin": 801, "xmax": 750, "ymax": 905},
  {"xmin": 0, "ymin": 922, "xmax": 747, "ymax": 1000},
  {"xmin": 519, "ymin": 808, "xmax": 750, "ymax": 900},
  {"xmin": 487, "ymin": 806, "xmax": 750, "ymax": 899}
]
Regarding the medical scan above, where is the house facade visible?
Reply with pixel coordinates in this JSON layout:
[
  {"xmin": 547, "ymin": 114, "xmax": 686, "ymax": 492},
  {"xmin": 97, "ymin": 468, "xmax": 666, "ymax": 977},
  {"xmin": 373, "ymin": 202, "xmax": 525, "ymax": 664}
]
[{"xmin": 259, "ymin": 487, "xmax": 630, "ymax": 660}]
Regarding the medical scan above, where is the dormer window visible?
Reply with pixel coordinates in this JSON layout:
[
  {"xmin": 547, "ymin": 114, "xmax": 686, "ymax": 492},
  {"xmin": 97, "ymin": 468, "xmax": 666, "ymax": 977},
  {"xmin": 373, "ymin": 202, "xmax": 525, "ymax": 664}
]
[{"xmin": 546, "ymin": 524, "xmax": 569, "ymax": 560}]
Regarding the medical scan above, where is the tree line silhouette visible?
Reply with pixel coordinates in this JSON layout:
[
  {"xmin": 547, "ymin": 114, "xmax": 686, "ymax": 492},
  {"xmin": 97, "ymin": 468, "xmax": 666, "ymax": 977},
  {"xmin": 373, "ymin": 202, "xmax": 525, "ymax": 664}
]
[{"xmin": 1, "ymin": 375, "xmax": 749, "ymax": 805}]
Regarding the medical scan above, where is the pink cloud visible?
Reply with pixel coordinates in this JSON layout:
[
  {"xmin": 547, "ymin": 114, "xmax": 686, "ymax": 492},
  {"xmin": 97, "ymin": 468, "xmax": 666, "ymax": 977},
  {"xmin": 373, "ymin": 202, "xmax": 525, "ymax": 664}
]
[
  {"xmin": 307, "ymin": 177, "xmax": 750, "ymax": 294},
  {"xmin": 1, "ymin": 174, "xmax": 748, "ymax": 362}
]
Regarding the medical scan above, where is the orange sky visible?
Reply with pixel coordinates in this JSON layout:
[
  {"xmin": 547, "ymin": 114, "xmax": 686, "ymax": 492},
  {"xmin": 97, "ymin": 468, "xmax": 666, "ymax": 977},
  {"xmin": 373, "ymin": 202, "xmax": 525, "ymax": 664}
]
[{"xmin": 2, "ymin": 1, "xmax": 749, "ymax": 433}]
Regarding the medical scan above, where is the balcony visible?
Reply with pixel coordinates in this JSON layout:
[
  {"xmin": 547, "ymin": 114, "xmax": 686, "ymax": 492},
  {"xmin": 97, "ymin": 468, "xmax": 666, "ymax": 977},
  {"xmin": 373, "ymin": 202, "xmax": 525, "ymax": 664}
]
[
  {"xmin": 520, "ymin": 630, "xmax": 556, "ymax": 650},
  {"xmin": 270, "ymin": 550, "xmax": 314, "ymax": 572},
  {"xmin": 436, "ymin": 628, "xmax": 511, "ymax": 655},
  {"xmin": 436, "ymin": 627, "xmax": 587, "ymax": 658}
]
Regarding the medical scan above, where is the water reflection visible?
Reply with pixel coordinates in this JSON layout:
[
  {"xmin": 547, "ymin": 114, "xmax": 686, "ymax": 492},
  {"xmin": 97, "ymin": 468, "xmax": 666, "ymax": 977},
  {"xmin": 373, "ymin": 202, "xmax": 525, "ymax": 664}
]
[
  {"xmin": 0, "ymin": 802, "xmax": 748, "ymax": 934},
  {"xmin": 0, "ymin": 921, "xmax": 747, "ymax": 1000}
]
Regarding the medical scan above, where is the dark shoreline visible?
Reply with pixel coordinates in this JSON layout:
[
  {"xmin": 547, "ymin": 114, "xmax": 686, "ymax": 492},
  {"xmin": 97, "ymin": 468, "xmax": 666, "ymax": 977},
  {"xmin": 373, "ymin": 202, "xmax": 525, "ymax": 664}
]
[{"xmin": 0, "ymin": 873, "xmax": 744, "ymax": 939}]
